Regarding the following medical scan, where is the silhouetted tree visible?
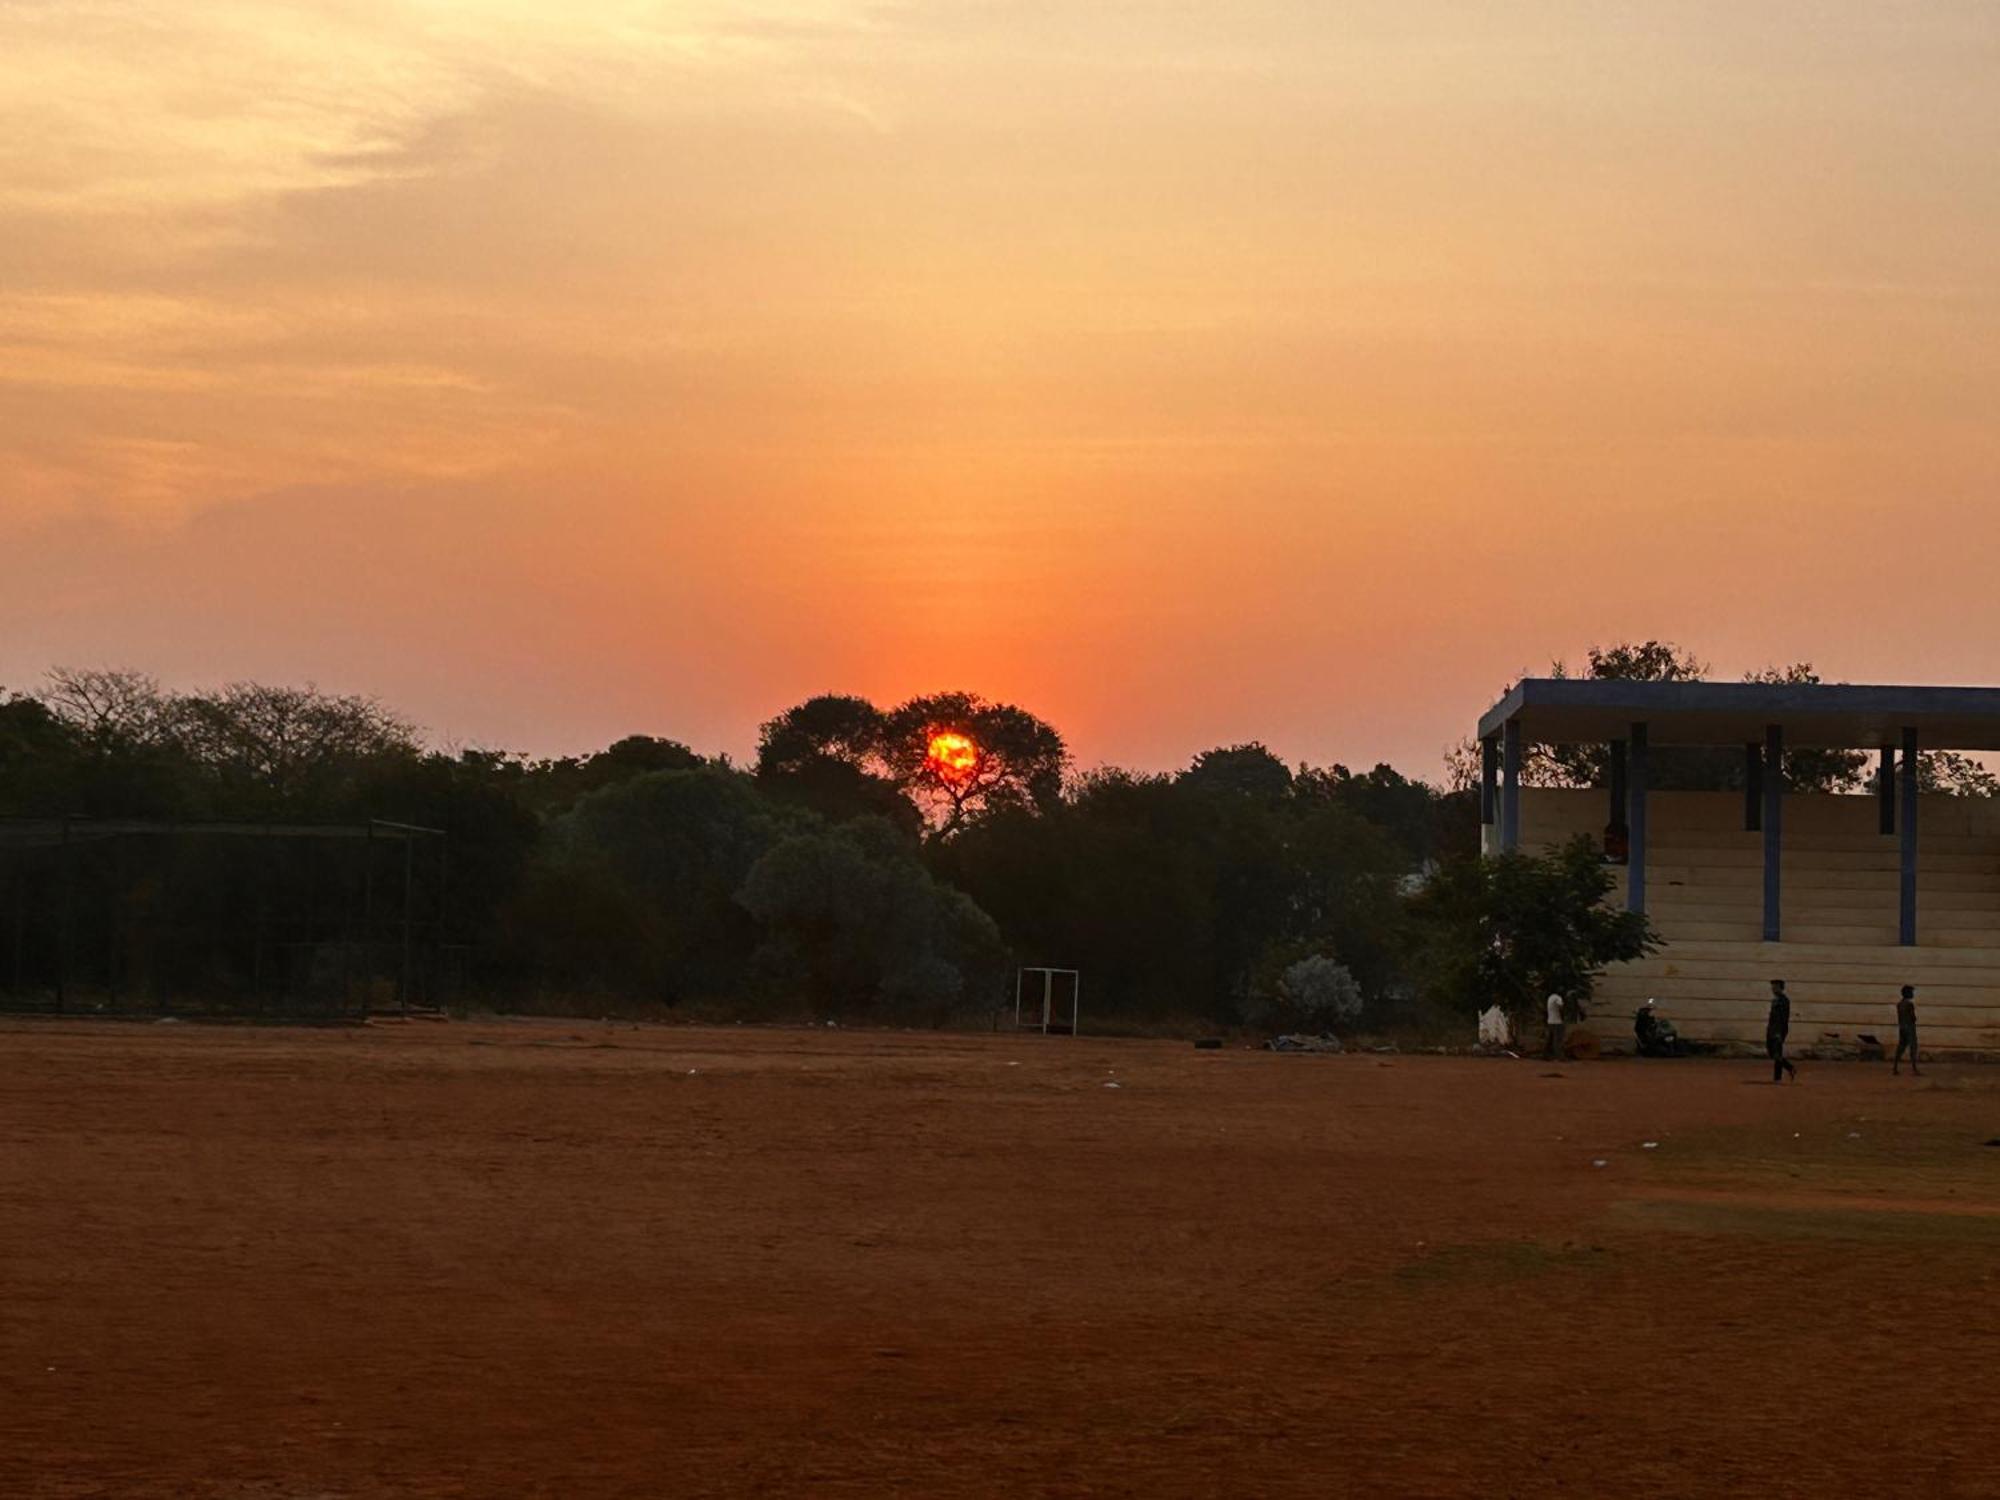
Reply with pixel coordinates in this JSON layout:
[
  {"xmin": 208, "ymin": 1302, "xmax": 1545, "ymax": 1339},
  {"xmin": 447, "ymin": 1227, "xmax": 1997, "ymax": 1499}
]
[
  {"xmin": 754, "ymin": 694, "xmax": 915, "ymax": 833},
  {"xmin": 1524, "ymin": 644, "xmax": 1866, "ymax": 794},
  {"xmin": 756, "ymin": 694, "xmax": 884, "ymax": 774},
  {"xmin": 1179, "ymin": 743, "xmax": 1293, "ymax": 800},
  {"xmin": 878, "ymin": 691, "xmax": 1066, "ymax": 837},
  {"xmin": 176, "ymin": 682, "xmax": 418, "ymax": 814}
]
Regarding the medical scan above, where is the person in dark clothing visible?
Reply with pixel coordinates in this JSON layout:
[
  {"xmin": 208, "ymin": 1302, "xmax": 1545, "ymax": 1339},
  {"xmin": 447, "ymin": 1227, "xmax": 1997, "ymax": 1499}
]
[
  {"xmin": 1634, "ymin": 999, "xmax": 1661, "ymax": 1054},
  {"xmin": 1892, "ymin": 985, "xmax": 1921, "ymax": 1077},
  {"xmin": 1766, "ymin": 979, "xmax": 1797, "ymax": 1082},
  {"xmin": 1634, "ymin": 998, "xmax": 1687, "ymax": 1058}
]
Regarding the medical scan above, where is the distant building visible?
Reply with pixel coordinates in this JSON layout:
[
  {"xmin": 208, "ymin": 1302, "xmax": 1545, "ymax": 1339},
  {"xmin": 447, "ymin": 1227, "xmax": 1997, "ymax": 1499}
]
[{"xmin": 1476, "ymin": 679, "xmax": 2000, "ymax": 1053}]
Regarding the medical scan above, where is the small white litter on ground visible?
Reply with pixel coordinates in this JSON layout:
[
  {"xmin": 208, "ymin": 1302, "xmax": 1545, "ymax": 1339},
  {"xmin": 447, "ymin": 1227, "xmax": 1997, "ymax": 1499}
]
[
  {"xmin": 1642, "ymin": 1141, "xmax": 1659, "ymax": 1149},
  {"xmin": 1591, "ymin": 1159, "xmax": 1607, "ymax": 1168}
]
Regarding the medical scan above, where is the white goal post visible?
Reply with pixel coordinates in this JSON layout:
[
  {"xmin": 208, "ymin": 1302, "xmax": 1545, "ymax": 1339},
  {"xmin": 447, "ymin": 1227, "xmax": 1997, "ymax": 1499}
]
[{"xmin": 1014, "ymin": 967, "xmax": 1080, "ymax": 1035}]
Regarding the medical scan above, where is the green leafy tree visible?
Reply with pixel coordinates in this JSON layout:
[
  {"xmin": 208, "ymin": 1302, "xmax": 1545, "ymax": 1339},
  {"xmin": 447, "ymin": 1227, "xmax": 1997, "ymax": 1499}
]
[
  {"xmin": 738, "ymin": 817, "xmax": 1008, "ymax": 1023},
  {"xmin": 937, "ymin": 758, "xmax": 1413, "ymax": 1026},
  {"xmin": 933, "ymin": 770, "xmax": 1217, "ymax": 1022},
  {"xmin": 1409, "ymin": 837, "xmax": 1656, "ymax": 1021},
  {"xmin": 532, "ymin": 767, "xmax": 807, "ymax": 1000},
  {"xmin": 1294, "ymin": 761, "xmax": 1440, "ymax": 865}
]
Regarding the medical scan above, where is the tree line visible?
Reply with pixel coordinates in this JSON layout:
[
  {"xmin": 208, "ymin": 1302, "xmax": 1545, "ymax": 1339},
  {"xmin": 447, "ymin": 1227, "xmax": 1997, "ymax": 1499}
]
[{"xmin": 6, "ymin": 642, "xmax": 1979, "ymax": 1029}]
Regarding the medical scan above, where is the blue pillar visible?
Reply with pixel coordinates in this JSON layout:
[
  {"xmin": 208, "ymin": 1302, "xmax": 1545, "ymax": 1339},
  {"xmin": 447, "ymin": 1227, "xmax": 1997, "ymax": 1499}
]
[
  {"xmin": 1609, "ymin": 739, "xmax": 1628, "ymax": 830},
  {"xmin": 1500, "ymin": 720, "xmax": 1522, "ymax": 852},
  {"xmin": 1900, "ymin": 727, "xmax": 1919, "ymax": 946},
  {"xmin": 1627, "ymin": 722, "xmax": 1648, "ymax": 914},
  {"xmin": 1763, "ymin": 724, "xmax": 1784, "ymax": 943},
  {"xmin": 1479, "ymin": 735, "xmax": 1498, "ymax": 828}
]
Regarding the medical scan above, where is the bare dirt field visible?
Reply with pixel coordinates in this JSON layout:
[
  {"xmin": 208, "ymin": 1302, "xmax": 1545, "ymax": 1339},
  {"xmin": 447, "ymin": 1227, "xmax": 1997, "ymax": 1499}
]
[{"xmin": 3, "ymin": 1019, "xmax": 1996, "ymax": 1499}]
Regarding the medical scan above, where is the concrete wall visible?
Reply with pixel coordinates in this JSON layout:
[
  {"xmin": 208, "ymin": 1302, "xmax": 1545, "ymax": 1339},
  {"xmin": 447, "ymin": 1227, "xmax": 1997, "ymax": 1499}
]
[{"xmin": 1511, "ymin": 788, "xmax": 2000, "ymax": 1053}]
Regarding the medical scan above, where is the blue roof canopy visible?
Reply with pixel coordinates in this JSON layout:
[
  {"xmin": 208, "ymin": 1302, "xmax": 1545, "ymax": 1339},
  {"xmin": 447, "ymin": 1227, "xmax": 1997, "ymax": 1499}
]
[{"xmin": 1478, "ymin": 679, "xmax": 2000, "ymax": 751}]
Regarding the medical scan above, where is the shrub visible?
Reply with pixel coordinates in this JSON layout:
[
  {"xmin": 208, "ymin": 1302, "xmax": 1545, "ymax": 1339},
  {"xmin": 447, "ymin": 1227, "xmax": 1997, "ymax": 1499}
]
[{"xmin": 1242, "ymin": 952, "xmax": 1363, "ymax": 1033}]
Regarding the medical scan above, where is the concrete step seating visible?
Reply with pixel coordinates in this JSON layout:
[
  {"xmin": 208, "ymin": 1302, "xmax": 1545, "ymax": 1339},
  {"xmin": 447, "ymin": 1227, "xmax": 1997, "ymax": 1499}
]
[
  {"xmin": 1518, "ymin": 788, "xmax": 2000, "ymax": 1049},
  {"xmin": 1640, "ymin": 901, "xmax": 2000, "ymax": 926},
  {"xmin": 1600, "ymin": 938, "xmax": 2000, "ymax": 1049},
  {"xmin": 1618, "ymin": 866, "xmax": 1995, "ymax": 891},
  {"xmin": 1597, "ymin": 976, "xmax": 2000, "ymax": 1009},
  {"xmin": 1608, "ymin": 815, "xmax": 2000, "ymax": 947}
]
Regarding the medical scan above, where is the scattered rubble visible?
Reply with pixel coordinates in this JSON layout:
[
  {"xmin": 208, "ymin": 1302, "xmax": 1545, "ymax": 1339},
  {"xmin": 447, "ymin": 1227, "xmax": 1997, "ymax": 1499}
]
[{"xmin": 1266, "ymin": 1033, "xmax": 1343, "ymax": 1054}]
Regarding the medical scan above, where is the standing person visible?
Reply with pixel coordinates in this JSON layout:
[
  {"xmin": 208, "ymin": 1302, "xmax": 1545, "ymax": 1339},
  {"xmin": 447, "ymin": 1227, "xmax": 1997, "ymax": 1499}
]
[
  {"xmin": 1893, "ymin": 985, "xmax": 1921, "ymax": 1077},
  {"xmin": 1766, "ymin": 979, "xmax": 1798, "ymax": 1083},
  {"xmin": 1545, "ymin": 990, "xmax": 1567, "ymax": 1061}
]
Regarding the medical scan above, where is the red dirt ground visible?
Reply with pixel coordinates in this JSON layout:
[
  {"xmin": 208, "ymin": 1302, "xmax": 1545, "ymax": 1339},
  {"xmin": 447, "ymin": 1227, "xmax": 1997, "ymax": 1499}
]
[{"xmin": 3, "ymin": 1019, "xmax": 1995, "ymax": 1499}]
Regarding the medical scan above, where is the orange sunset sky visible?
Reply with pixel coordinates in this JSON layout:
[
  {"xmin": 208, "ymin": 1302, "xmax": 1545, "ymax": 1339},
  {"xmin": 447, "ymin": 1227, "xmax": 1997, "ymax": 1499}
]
[{"xmin": 3, "ymin": 2, "xmax": 1996, "ymax": 777}]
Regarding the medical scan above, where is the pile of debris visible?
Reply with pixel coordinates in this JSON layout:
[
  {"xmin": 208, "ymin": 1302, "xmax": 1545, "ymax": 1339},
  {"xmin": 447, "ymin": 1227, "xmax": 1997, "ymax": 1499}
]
[{"xmin": 1266, "ymin": 1032, "xmax": 1344, "ymax": 1053}]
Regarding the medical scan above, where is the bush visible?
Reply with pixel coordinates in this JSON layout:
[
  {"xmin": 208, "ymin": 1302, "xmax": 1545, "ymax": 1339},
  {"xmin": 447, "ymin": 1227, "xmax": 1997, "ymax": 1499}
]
[{"xmin": 1242, "ymin": 952, "xmax": 1363, "ymax": 1033}]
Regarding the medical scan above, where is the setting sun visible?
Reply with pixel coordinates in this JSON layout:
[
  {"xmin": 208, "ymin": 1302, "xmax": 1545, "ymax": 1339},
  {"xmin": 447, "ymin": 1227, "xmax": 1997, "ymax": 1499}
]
[{"xmin": 925, "ymin": 730, "xmax": 979, "ymax": 785}]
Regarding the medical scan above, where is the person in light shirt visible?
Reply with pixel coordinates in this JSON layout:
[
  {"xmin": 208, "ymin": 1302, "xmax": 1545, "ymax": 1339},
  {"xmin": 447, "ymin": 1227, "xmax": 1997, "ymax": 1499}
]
[{"xmin": 1544, "ymin": 991, "xmax": 1566, "ymax": 1060}]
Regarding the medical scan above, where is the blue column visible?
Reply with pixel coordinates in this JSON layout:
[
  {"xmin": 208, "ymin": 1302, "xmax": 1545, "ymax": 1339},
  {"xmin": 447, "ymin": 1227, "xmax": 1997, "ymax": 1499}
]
[
  {"xmin": 1500, "ymin": 720, "xmax": 1522, "ymax": 852},
  {"xmin": 1763, "ymin": 724, "xmax": 1784, "ymax": 943},
  {"xmin": 1627, "ymin": 722, "xmax": 1648, "ymax": 914},
  {"xmin": 1479, "ymin": 735, "xmax": 1498, "ymax": 828},
  {"xmin": 1900, "ymin": 728, "xmax": 1919, "ymax": 946},
  {"xmin": 1609, "ymin": 738, "xmax": 1628, "ymax": 831}
]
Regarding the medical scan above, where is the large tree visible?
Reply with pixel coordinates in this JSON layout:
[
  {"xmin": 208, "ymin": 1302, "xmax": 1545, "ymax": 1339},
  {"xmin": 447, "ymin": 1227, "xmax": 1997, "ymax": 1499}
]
[
  {"xmin": 753, "ymin": 694, "xmax": 917, "ymax": 832},
  {"xmin": 756, "ymin": 694, "xmax": 884, "ymax": 774},
  {"xmin": 936, "ymin": 757, "xmax": 1414, "ymax": 1025},
  {"xmin": 1523, "ymin": 643, "xmax": 1867, "ymax": 795},
  {"xmin": 175, "ymin": 682, "xmax": 418, "ymax": 812},
  {"xmin": 1179, "ymin": 743, "xmax": 1294, "ymax": 801},
  {"xmin": 525, "ymin": 766, "xmax": 806, "ymax": 1000},
  {"xmin": 40, "ymin": 668, "xmax": 181, "ymax": 755},
  {"xmin": 1410, "ymin": 837, "xmax": 1657, "ymax": 1021},
  {"xmin": 738, "ymin": 817, "xmax": 1008, "ymax": 1023},
  {"xmin": 877, "ymin": 691, "xmax": 1067, "ymax": 837}
]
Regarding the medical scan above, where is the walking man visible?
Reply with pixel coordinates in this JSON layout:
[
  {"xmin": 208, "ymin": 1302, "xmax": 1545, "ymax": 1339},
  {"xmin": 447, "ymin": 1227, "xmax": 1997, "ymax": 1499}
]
[
  {"xmin": 1893, "ymin": 985, "xmax": 1921, "ymax": 1077},
  {"xmin": 1545, "ymin": 990, "xmax": 1567, "ymax": 1061},
  {"xmin": 1766, "ymin": 978, "xmax": 1798, "ymax": 1082}
]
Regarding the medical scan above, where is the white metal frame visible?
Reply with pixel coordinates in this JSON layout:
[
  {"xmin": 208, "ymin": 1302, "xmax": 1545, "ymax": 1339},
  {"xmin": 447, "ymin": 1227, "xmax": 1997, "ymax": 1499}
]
[{"xmin": 1014, "ymin": 967, "xmax": 1081, "ymax": 1035}]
